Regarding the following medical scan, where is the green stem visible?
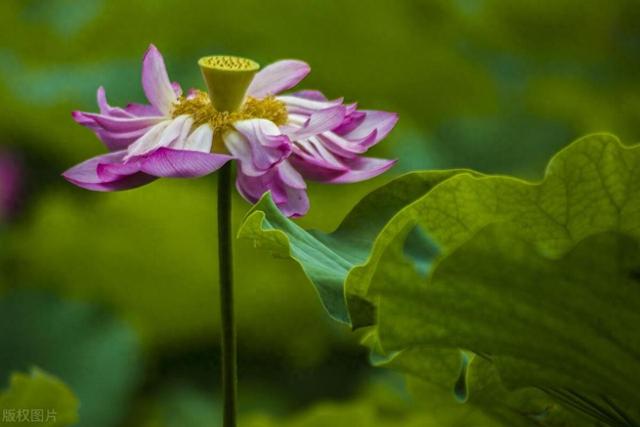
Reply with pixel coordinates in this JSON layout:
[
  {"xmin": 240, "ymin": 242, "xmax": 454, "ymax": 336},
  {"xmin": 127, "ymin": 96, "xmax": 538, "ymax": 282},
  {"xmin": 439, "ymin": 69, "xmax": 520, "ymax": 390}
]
[{"xmin": 217, "ymin": 162, "xmax": 237, "ymax": 427}]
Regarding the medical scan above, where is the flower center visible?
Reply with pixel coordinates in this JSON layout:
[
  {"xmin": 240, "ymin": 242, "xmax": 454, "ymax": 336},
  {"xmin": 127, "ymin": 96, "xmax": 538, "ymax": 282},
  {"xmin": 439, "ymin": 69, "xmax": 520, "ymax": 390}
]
[
  {"xmin": 171, "ymin": 90, "xmax": 288, "ymax": 134},
  {"xmin": 198, "ymin": 55, "xmax": 260, "ymax": 113}
]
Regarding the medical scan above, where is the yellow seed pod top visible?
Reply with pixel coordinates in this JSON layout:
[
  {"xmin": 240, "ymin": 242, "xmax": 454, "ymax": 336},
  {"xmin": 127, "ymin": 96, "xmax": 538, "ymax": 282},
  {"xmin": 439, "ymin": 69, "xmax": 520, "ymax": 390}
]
[{"xmin": 198, "ymin": 55, "xmax": 260, "ymax": 113}]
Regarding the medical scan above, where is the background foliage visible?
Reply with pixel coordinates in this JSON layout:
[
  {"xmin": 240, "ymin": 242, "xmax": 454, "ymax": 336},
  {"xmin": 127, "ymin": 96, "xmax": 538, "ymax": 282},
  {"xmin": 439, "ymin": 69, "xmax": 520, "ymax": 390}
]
[{"xmin": 1, "ymin": 0, "xmax": 639, "ymax": 425}]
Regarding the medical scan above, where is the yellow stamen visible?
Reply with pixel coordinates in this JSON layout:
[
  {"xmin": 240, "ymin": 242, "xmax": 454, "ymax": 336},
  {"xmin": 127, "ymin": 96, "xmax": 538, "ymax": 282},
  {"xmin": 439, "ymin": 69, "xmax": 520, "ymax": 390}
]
[{"xmin": 171, "ymin": 90, "xmax": 288, "ymax": 135}]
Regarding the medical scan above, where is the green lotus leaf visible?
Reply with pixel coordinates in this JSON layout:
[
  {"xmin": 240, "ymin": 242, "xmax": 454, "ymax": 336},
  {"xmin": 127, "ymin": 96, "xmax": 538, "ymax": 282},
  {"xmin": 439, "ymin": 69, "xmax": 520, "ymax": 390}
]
[
  {"xmin": 367, "ymin": 134, "xmax": 640, "ymax": 423},
  {"xmin": 239, "ymin": 170, "xmax": 470, "ymax": 327},
  {"xmin": 374, "ymin": 229, "xmax": 640, "ymax": 424},
  {"xmin": 363, "ymin": 330, "xmax": 589, "ymax": 426}
]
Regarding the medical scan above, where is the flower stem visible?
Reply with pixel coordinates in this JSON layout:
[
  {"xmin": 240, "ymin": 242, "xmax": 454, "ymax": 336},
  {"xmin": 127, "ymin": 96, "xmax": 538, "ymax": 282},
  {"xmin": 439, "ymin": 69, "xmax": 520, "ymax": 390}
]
[{"xmin": 217, "ymin": 161, "xmax": 237, "ymax": 427}]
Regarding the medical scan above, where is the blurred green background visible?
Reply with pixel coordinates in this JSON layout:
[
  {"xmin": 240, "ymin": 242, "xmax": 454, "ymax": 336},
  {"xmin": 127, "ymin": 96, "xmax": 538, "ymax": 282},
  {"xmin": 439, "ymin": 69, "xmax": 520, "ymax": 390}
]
[{"xmin": 1, "ymin": 0, "xmax": 639, "ymax": 425}]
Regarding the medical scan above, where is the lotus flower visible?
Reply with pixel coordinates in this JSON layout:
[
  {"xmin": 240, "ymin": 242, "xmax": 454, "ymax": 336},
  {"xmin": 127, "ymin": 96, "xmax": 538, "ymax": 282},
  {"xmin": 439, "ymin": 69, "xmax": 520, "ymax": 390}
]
[{"xmin": 63, "ymin": 45, "xmax": 397, "ymax": 217}]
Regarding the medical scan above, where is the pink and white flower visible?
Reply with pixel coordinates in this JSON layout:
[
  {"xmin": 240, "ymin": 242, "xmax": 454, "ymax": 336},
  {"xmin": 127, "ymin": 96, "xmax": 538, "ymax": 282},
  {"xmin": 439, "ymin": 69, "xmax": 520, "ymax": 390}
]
[{"xmin": 64, "ymin": 45, "xmax": 397, "ymax": 217}]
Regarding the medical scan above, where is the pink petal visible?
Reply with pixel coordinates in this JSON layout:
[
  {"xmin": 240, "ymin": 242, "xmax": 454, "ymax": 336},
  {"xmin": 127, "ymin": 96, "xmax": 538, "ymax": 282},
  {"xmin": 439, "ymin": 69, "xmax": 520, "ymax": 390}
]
[
  {"xmin": 71, "ymin": 110, "xmax": 95, "ymax": 127},
  {"xmin": 62, "ymin": 150, "xmax": 155, "ymax": 191},
  {"xmin": 288, "ymin": 152, "xmax": 348, "ymax": 182},
  {"xmin": 246, "ymin": 60, "xmax": 310, "ymax": 98},
  {"xmin": 97, "ymin": 159, "xmax": 143, "ymax": 182},
  {"xmin": 73, "ymin": 88, "xmax": 165, "ymax": 152},
  {"xmin": 333, "ymin": 110, "xmax": 366, "ymax": 134},
  {"xmin": 236, "ymin": 168, "xmax": 276, "ymax": 203},
  {"xmin": 171, "ymin": 81, "xmax": 183, "ymax": 97},
  {"xmin": 293, "ymin": 137, "xmax": 348, "ymax": 171},
  {"xmin": 339, "ymin": 110, "xmax": 398, "ymax": 145},
  {"xmin": 318, "ymin": 130, "xmax": 378, "ymax": 158},
  {"xmin": 277, "ymin": 159, "xmax": 306, "ymax": 189},
  {"xmin": 70, "ymin": 110, "xmax": 118, "ymax": 150},
  {"xmin": 125, "ymin": 103, "xmax": 162, "ymax": 117},
  {"xmin": 287, "ymin": 106, "xmax": 347, "ymax": 139},
  {"xmin": 289, "ymin": 144, "xmax": 396, "ymax": 184},
  {"xmin": 97, "ymin": 83, "xmax": 161, "ymax": 118},
  {"xmin": 142, "ymin": 44, "xmax": 177, "ymax": 115},
  {"xmin": 83, "ymin": 112, "xmax": 165, "ymax": 132},
  {"xmin": 226, "ymin": 119, "xmax": 292, "ymax": 176},
  {"xmin": 325, "ymin": 157, "xmax": 397, "ymax": 184},
  {"xmin": 235, "ymin": 161, "xmax": 309, "ymax": 217},
  {"xmin": 96, "ymin": 87, "xmax": 133, "ymax": 118},
  {"xmin": 140, "ymin": 147, "xmax": 231, "ymax": 178},
  {"xmin": 92, "ymin": 127, "xmax": 151, "ymax": 152},
  {"xmin": 281, "ymin": 185, "xmax": 309, "ymax": 217}
]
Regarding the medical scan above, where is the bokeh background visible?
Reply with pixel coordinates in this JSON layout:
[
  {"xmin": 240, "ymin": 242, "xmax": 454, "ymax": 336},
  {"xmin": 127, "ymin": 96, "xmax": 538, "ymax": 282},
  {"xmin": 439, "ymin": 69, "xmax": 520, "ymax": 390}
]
[{"xmin": 1, "ymin": 0, "xmax": 639, "ymax": 425}]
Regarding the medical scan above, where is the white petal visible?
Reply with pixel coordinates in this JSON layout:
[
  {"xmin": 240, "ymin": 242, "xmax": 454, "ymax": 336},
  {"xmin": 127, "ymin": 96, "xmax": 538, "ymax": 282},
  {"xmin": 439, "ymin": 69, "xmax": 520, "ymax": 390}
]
[
  {"xmin": 277, "ymin": 95, "xmax": 343, "ymax": 114},
  {"xmin": 125, "ymin": 115, "xmax": 190, "ymax": 159},
  {"xmin": 179, "ymin": 124, "xmax": 214, "ymax": 152}
]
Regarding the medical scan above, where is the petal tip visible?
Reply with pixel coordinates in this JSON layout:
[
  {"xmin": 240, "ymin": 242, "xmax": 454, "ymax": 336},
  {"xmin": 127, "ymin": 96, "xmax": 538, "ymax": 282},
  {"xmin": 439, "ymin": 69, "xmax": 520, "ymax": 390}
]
[
  {"xmin": 145, "ymin": 43, "xmax": 160, "ymax": 56},
  {"xmin": 297, "ymin": 60, "xmax": 311, "ymax": 72},
  {"xmin": 71, "ymin": 110, "xmax": 91, "ymax": 124}
]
